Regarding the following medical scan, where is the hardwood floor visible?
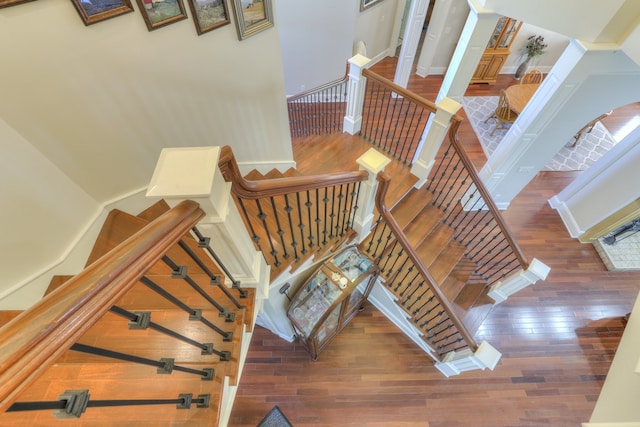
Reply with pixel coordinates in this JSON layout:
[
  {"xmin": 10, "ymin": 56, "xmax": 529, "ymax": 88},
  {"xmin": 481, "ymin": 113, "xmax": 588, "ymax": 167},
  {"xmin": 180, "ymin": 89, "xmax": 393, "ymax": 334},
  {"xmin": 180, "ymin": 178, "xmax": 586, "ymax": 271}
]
[{"xmin": 228, "ymin": 58, "xmax": 640, "ymax": 426}]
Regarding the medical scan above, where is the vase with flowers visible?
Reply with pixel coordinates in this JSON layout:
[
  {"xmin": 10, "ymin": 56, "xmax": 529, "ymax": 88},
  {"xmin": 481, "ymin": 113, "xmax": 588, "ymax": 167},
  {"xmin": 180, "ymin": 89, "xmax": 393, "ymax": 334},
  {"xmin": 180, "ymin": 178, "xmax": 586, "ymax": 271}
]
[{"xmin": 515, "ymin": 34, "xmax": 548, "ymax": 79}]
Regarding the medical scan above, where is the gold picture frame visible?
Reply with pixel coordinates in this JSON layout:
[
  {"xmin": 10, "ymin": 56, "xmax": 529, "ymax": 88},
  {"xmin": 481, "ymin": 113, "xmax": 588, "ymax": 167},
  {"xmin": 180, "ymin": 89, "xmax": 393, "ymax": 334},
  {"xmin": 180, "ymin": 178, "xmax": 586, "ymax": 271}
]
[
  {"xmin": 230, "ymin": 0, "xmax": 273, "ymax": 40},
  {"xmin": 187, "ymin": 0, "xmax": 230, "ymax": 35},
  {"xmin": 70, "ymin": 0, "xmax": 134, "ymax": 25},
  {"xmin": 135, "ymin": 0, "xmax": 187, "ymax": 31}
]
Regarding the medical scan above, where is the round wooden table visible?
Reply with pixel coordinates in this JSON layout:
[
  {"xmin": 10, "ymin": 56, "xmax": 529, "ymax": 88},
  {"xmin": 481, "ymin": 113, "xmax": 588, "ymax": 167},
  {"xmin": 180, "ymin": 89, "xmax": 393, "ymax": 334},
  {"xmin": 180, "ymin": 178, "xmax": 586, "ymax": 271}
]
[{"xmin": 504, "ymin": 84, "xmax": 539, "ymax": 114}]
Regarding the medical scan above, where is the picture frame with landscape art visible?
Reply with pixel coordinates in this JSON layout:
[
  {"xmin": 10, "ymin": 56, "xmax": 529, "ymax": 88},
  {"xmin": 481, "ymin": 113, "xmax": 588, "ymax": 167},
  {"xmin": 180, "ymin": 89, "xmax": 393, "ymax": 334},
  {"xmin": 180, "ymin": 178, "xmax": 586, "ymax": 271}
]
[
  {"xmin": 187, "ymin": 0, "xmax": 230, "ymax": 35},
  {"xmin": 230, "ymin": 0, "xmax": 273, "ymax": 40},
  {"xmin": 360, "ymin": 0, "xmax": 386, "ymax": 12},
  {"xmin": 135, "ymin": 0, "xmax": 187, "ymax": 31},
  {"xmin": 70, "ymin": 0, "xmax": 134, "ymax": 25},
  {"xmin": 0, "ymin": 0, "xmax": 35, "ymax": 9}
]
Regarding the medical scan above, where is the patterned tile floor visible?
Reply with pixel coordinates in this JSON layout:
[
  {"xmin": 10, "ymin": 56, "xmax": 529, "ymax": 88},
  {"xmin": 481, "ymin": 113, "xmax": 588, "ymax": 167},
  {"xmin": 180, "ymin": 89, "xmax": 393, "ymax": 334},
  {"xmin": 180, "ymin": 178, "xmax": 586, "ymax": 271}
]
[
  {"xmin": 462, "ymin": 96, "xmax": 619, "ymax": 171},
  {"xmin": 594, "ymin": 232, "xmax": 640, "ymax": 271}
]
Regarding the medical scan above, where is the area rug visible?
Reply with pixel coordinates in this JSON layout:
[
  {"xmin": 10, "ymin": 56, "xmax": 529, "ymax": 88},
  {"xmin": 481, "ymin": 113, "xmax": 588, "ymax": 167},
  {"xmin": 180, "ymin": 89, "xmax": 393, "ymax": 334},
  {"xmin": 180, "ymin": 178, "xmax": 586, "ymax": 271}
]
[
  {"xmin": 461, "ymin": 96, "xmax": 618, "ymax": 171},
  {"xmin": 257, "ymin": 405, "xmax": 293, "ymax": 427}
]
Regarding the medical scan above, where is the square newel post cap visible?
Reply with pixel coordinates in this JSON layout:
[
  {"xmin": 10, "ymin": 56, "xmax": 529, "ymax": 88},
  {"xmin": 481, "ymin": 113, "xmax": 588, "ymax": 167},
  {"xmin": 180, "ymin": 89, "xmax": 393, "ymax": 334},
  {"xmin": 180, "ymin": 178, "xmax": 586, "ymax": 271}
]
[
  {"xmin": 356, "ymin": 148, "xmax": 391, "ymax": 176},
  {"xmin": 147, "ymin": 147, "xmax": 220, "ymax": 198}
]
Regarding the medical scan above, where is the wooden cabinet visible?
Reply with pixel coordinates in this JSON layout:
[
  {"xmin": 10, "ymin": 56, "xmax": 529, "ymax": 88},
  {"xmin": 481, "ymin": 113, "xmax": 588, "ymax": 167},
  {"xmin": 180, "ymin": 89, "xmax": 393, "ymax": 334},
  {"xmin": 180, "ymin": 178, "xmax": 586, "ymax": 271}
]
[
  {"xmin": 287, "ymin": 246, "xmax": 379, "ymax": 360},
  {"xmin": 471, "ymin": 17, "xmax": 522, "ymax": 85}
]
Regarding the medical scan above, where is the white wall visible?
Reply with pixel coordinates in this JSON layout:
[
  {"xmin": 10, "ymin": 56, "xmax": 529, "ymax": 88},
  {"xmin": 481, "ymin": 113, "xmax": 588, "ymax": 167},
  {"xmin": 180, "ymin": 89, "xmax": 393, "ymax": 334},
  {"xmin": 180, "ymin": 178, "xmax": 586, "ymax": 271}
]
[
  {"xmin": 503, "ymin": 22, "xmax": 569, "ymax": 73},
  {"xmin": 275, "ymin": 0, "xmax": 357, "ymax": 96},
  {"xmin": 354, "ymin": 0, "xmax": 401, "ymax": 62},
  {"xmin": 0, "ymin": 0, "xmax": 292, "ymax": 306}
]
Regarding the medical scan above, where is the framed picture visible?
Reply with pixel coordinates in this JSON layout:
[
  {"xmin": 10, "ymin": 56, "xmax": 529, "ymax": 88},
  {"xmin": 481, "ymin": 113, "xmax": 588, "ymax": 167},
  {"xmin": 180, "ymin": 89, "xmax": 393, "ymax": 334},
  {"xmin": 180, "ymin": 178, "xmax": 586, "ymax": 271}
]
[
  {"xmin": 70, "ymin": 0, "xmax": 134, "ymax": 25},
  {"xmin": 230, "ymin": 0, "xmax": 273, "ymax": 40},
  {"xmin": 360, "ymin": 0, "xmax": 386, "ymax": 12},
  {"xmin": 0, "ymin": 0, "xmax": 36, "ymax": 8},
  {"xmin": 135, "ymin": 0, "xmax": 187, "ymax": 31},
  {"xmin": 187, "ymin": 0, "xmax": 230, "ymax": 35}
]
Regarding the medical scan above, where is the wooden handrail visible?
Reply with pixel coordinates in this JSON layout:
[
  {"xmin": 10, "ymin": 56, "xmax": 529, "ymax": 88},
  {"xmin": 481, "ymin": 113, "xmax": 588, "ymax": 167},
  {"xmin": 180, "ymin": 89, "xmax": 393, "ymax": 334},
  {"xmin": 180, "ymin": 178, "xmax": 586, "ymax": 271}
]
[
  {"xmin": 362, "ymin": 68, "xmax": 438, "ymax": 115},
  {"xmin": 218, "ymin": 145, "xmax": 368, "ymax": 199},
  {"xmin": 374, "ymin": 172, "xmax": 479, "ymax": 354},
  {"xmin": 0, "ymin": 200, "xmax": 205, "ymax": 413},
  {"xmin": 446, "ymin": 118, "xmax": 530, "ymax": 270}
]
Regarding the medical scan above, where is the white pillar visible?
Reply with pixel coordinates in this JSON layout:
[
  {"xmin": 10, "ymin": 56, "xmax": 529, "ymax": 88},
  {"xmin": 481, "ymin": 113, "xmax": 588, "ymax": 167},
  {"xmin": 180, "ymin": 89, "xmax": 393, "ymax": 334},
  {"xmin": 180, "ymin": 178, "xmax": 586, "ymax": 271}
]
[
  {"xmin": 479, "ymin": 40, "xmax": 640, "ymax": 209},
  {"xmin": 488, "ymin": 258, "xmax": 550, "ymax": 304},
  {"xmin": 410, "ymin": 97, "xmax": 461, "ymax": 187},
  {"xmin": 352, "ymin": 148, "xmax": 392, "ymax": 240},
  {"xmin": 393, "ymin": 0, "xmax": 432, "ymax": 88},
  {"xmin": 146, "ymin": 146, "xmax": 270, "ymax": 298},
  {"xmin": 435, "ymin": 1, "xmax": 500, "ymax": 103},
  {"xmin": 415, "ymin": 0, "xmax": 455, "ymax": 78},
  {"xmin": 343, "ymin": 54, "xmax": 373, "ymax": 135},
  {"xmin": 548, "ymin": 125, "xmax": 640, "ymax": 239}
]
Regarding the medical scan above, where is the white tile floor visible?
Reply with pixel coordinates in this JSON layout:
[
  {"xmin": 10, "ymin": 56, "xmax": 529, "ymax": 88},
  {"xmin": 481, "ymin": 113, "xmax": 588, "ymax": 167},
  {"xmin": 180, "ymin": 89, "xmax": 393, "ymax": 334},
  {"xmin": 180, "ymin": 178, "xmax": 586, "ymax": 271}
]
[{"xmin": 593, "ymin": 231, "xmax": 640, "ymax": 271}]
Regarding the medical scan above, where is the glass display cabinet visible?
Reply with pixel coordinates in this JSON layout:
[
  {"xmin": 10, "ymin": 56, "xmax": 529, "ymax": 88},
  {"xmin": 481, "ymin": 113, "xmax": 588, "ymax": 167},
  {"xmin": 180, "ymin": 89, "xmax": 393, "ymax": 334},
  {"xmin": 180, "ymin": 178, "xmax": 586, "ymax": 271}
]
[
  {"xmin": 471, "ymin": 17, "xmax": 522, "ymax": 84},
  {"xmin": 287, "ymin": 246, "xmax": 379, "ymax": 360}
]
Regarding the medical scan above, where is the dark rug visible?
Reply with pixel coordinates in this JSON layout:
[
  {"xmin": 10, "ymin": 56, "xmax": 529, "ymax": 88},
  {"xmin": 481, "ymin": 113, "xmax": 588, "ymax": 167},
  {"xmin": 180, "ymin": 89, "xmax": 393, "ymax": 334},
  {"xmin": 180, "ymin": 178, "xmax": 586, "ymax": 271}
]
[{"xmin": 257, "ymin": 405, "xmax": 293, "ymax": 427}]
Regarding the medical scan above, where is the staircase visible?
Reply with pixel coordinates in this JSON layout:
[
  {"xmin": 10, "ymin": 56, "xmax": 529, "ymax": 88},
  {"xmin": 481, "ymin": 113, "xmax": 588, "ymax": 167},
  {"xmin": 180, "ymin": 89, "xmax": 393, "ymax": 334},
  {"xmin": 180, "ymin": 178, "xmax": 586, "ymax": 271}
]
[{"xmin": 0, "ymin": 200, "xmax": 257, "ymax": 426}]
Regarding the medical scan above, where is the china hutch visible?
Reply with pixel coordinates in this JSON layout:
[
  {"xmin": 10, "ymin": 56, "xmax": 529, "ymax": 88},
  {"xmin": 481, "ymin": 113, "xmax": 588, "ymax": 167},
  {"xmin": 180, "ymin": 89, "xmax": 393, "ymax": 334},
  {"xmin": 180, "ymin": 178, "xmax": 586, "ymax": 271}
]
[
  {"xmin": 287, "ymin": 246, "xmax": 379, "ymax": 360},
  {"xmin": 471, "ymin": 17, "xmax": 522, "ymax": 84}
]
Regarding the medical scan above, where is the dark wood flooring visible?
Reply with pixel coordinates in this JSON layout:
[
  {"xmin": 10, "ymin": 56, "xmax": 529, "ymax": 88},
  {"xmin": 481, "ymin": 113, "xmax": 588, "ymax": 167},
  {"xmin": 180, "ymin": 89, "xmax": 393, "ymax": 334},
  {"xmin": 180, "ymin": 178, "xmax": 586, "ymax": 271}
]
[{"xmin": 228, "ymin": 57, "xmax": 640, "ymax": 427}]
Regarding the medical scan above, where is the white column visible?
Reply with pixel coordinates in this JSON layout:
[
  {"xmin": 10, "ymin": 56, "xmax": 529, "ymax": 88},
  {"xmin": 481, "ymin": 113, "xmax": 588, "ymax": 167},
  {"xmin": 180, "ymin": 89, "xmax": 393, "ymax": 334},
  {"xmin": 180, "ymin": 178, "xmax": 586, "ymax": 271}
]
[
  {"xmin": 488, "ymin": 258, "xmax": 550, "ymax": 304},
  {"xmin": 480, "ymin": 40, "xmax": 640, "ymax": 209},
  {"xmin": 343, "ymin": 54, "xmax": 373, "ymax": 135},
  {"xmin": 410, "ymin": 97, "xmax": 461, "ymax": 187},
  {"xmin": 393, "ymin": 0, "xmax": 432, "ymax": 89},
  {"xmin": 146, "ymin": 146, "xmax": 270, "ymax": 298},
  {"xmin": 435, "ymin": 1, "xmax": 500, "ymax": 103},
  {"xmin": 548, "ymin": 125, "xmax": 640, "ymax": 239},
  {"xmin": 352, "ymin": 148, "xmax": 392, "ymax": 240},
  {"xmin": 415, "ymin": 0, "xmax": 455, "ymax": 78}
]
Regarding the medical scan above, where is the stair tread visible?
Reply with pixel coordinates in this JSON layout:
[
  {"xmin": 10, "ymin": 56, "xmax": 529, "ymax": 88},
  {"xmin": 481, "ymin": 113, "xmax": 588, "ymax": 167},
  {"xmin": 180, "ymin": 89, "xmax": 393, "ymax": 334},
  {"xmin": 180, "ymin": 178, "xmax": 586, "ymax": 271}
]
[
  {"xmin": 137, "ymin": 199, "xmax": 171, "ymax": 222},
  {"xmin": 85, "ymin": 209, "xmax": 149, "ymax": 267},
  {"xmin": 0, "ymin": 310, "xmax": 23, "ymax": 328},
  {"xmin": 390, "ymin": 187, "xmax": 434, "ymax": 229},
  {"xmin": 403, "ymin": 204, "xmax": 444, "ymax": 247},
  {"xmin": 44, "ymin": 275, "xmax": 74, "ymax": 296}
]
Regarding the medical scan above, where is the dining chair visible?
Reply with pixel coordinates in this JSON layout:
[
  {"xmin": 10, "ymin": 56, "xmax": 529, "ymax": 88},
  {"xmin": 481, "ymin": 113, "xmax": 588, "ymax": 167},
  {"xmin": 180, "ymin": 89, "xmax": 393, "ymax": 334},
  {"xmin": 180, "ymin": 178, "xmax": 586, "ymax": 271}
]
[
  {"xmin": 484, "ymin": 90, "xmax": 518, "ymax": 135},
  {"xmin": 570, "ymin": 110, "xmax": 613, "ymax": 147},
  {"xmin": 520, "ymin": 69, "xmax": 543, "ymax": 85}
]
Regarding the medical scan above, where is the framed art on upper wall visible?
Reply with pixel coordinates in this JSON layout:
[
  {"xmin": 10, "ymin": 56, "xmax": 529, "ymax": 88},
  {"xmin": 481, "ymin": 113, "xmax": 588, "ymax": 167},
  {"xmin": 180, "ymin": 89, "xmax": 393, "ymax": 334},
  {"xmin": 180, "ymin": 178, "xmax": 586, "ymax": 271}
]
[
  {"xmin": 187, "ymin": 0, "xmax": 230, "ymax": 35},
  {"xmin": 230, "ymin": 0, "xmax": 273, "ymax": 40},
  {"xmin": 135, "ymin": 0, "xmax": 187, "ymax": 31},
  {"xmin": 70, "ymin": 0, "xmax": 134, "ymax": 25},
  {"xmin": 360, "ymin": 0, "xmax": 386, "ymax": 12},
  {"xmin": 0, "ymin": 0, "xmax": 35, "ymax": 9}
]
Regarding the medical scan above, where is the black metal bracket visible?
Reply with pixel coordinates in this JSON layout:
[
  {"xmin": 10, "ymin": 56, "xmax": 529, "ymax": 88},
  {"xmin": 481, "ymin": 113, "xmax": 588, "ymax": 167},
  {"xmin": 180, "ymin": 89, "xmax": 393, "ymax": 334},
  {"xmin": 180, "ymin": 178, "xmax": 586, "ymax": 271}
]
[
  {"xmin": 171, "ymin": 265, "xmax": 188, "ymax": 279},
  {"xmin": 201, "ymin": 343, "xmax": 214, "ymax": 355},
  {"xmin": 189, "ymin": 309, "xmax": 202, "ymax": 321},
  {"xmin": 201, "ymin": 368, "xmax": 214, "ymax": 381},
  {"xmin": 157, "ymin": 358, "xmax": 175, "ymax": 375},
  {"xmin": 177, "ymin": 393, "xmax": 193, "ymax": 409},
  {"xmin": 196, "ymin": 394, "xmax": 211, "ymax": 408},
  {"xmin": 197, "ymin": 236, "xmax": 211, "ymax": 248},
  {"xmin": 220, "ymin": 351, "xmax": 231, "ymax": 362},
  {"xmin": 55, "ymin": 390, "xmax": 90, "ymax": 419},
  {"xmin": 223, "ymin": 311, "xmax": 236, "ymax": 322},
  {"xmin": 223, "ymin": 332, "xmax": 233, "ymax": 342},
  {"xmin": 128, "ymin": 311, "xmax": 151, "ymax": 330}
]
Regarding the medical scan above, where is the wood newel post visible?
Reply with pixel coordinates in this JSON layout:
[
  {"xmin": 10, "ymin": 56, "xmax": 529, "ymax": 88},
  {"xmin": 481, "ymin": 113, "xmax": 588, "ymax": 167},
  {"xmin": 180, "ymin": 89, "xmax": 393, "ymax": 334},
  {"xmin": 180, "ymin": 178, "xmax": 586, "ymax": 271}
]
[
  {"xmin": 343, "ymin": 54, "xmax": 373, "ymax": 135},
  {"xmin": 352, "ymin": 148, "xmax": 391, "ymax": 241},
  {"xmin": 147, "ymin": 147, "xmax": 270, "ymax": 297},
  {"xmin": 410, "ymin": 97, "xmax": 462, "ymax": 188}
]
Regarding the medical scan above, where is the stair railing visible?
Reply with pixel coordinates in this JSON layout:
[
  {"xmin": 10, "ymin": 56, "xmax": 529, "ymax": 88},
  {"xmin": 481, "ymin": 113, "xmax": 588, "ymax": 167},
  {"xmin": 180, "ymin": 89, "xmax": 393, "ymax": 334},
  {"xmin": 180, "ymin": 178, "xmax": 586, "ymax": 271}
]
[
  {"xmin": 365, "ymin": 173, "xmax": 479, "ymax": 358},
  {"xmin": 218, "ymin": 145, "xmax": 369, "ymax": 278},
  {"xmin": 286, "ymin": 62, "xmax": 349, "ymax": 138},
  {"xmin": 360, "ymin": 69, "xmax": 436, "ymax": 165},
  {"xmin": 0, "ymin": 200, "xmax": 243, "ymax": 422},
  {"xmin": 427, "ymin": 120, "xmax": 529, "ymax": 287}
]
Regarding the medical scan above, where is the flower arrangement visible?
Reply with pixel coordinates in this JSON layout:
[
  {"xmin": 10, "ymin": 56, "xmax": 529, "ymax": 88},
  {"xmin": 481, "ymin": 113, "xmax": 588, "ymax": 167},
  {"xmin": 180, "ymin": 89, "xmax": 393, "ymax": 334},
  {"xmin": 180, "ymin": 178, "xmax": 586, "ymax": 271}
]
[{"xmin": 523, "ymin": 35, "xmax": 548, "ymax": 59}]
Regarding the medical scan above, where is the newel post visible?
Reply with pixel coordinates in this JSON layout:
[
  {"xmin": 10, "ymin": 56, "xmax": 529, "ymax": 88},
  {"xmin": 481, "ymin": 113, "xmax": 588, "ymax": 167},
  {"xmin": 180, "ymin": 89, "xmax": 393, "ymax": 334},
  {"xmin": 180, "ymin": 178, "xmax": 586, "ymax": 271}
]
[
  {"xmin": 343, "ymin": 54, "xmax": 373, "ymax": 135},
  {"xmin": 146, "ymin": 147, "xmax": 269, "ymax": 298},
  {"xmin": 488, "ymin": 258, "xmax": 550, "ymax": 304},
  {"xmin": 352, "ymin": 148, "xmax": 391, "ymax": 241},
  {"xmin": 410, "ymin": 97, "xmax": 461, "ymax": 188}
]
